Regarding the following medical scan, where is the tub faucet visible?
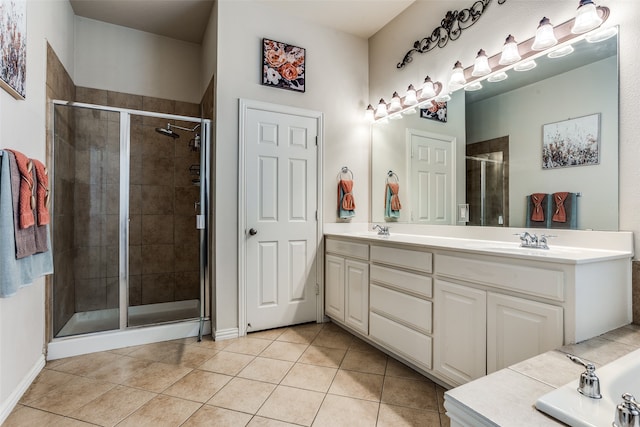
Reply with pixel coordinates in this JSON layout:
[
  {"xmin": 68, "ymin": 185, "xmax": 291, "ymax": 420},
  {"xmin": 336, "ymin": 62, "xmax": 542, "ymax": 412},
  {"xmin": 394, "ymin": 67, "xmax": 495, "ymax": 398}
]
[
  {"xmin": 566, "ymin": 354, "xmax": 602, "ymax": 399},
  {"xmin": 614, "ymin": 393, "xmax": 640, "ymax": 427},
  {"xmin": 372, "ymin": 224, "xmax": 390, "ymax": 236}
]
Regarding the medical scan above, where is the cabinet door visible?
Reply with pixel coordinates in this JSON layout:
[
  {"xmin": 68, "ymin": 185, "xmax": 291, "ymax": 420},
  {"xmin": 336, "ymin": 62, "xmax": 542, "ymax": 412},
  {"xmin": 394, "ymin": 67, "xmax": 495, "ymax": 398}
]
[
  {"xmin": 487, "ymin": 293, "xmax": 563, "ymax": 373},
  {"xmin": 325, "ymin": 254, "xmax": 345, "ymax": 321},
  {"xmin": 345, "ymin": 259, "xmax": 369, "ymax": 335},
  {"xmin": 434, "ymin": 280, "xmax": 486, "ymax": 386}
]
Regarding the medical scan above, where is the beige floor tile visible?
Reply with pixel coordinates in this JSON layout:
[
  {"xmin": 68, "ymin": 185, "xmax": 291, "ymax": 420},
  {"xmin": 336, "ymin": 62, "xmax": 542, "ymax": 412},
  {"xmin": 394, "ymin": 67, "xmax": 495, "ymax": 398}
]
[
  {"xmin": 248, "ymin": 327, "xmax": 288, "ymax": 340},
  {"xmin": 276, "ymin": 326, "xmax": 321, "ymax": 344},
  {"xmin": 340, "ymin": 349, "xmax": 387, "ymax": 375},
  {"xmin": 348, "ymin": 337, "xmax": 379, "ymax": 353},
  {"xmin": 19, "ymin": 369, "xmax": 77, "ymax": 404},
  {"xmin": 441, "ymin": 412, "xmax": 451, "ymax": 427},
  {"xmin": 385, "ymin": 358, "xmax": 429, "ymax": 381},
  {"xmin": 28, "ymin": 375, "xmax": 116, "ymax": 416},
  {"xmin": 377, "ymin": 403, "xmax": 442, "ymax": 427},
  {"xmin": 70, "ymin": 385, "xmax": 156, "ymax": 426},
  {"xmin": 381, "ymin": 376, "xmax": 438, "ymax": 411},
  {"xmin": 108, "ymin": 345, "xmax": 139, "ymax": 356},
  {"xmin": 199, "ymin": 350, "xmax": 255, "ymax": 375},
  {"xmin": 298, "ymin": 345, "xmax": 346, "ymax": 368},
  {"xmin": 126, "ymin": 341, "xmax": 185, "ymax": 363},
  {"xmin": 163, "ymin": 369, "xmax": 232, "ymax": 402},
  {"xmin": 312, "ymin": 330, "xmax": 354, "ymax": 350},
  {"xmin": 328, "ymin": 370, "xmax": 384, "ymax": 401},
  {"xmin": 182, "ymin": 405, "xmax": 252, "ymax": 426},
  {"xmin": 193, "ymin": 336, "xmax": 232, "ymax": 351},
  {"xmin": 260, "ymin": 341, "xmax": 308, "ymax": 362},
  {"xmin": 206, "ymin": 377, "xmax": 276, "ymax": 414},
  {"xmin": 281, "ymin": 363, "xmax": 337, "ymax": 392},
  {"xmin": 122, "ymin": 361, "xmax": 192, "ymax": 392},
  {"xmin": 224, "ymin": 337, "xmax": 272, "ymax": 355},
  {"xmin": 167, "ymin": 344, "xmax": 218, "ymax": 368},
  {"xmin": 86, "ymin": 355, "xmax": 154, "ymax": 383},
  {"xmin": 257, "ymin": 385, "xmax": 324, "ymax": 426},
  {"xmin": 436, "ymin": 385, "xmax": 448, "ymax": 414},
  {"xmin": 247, "ymin": 416, "xmax": 300, "ymax": 426},
  {"xmin": 49, "ymin": 351, "xmax": 123, "ymax": 376},
  {"xmin": 117, "ymin": 394, "xmax": 201, "ymax": 427},
  {"xmin": 237, "ymin": 356, "xmax": 294, "ymax": 383},
  {"xmin": 313, "ymin": 394, "xmax": 379, "ymax": 427},
  {"xmin": 3, "ymin": 405, "xmax": 94, "ymax": 426}
]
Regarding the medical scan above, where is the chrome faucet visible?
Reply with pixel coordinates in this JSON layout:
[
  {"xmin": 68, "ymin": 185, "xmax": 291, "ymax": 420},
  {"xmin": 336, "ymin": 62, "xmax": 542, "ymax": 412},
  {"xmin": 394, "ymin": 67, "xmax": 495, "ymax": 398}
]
[
  {"xmin": 514, "ymin": 231, "xmax": 554, "ymax": 249},
  {"xmin": 614, "ymin": 393, "xmax": 640, "ymax": 427},
  {"xmin": 566, "ymin": 354, "xmax": 602, "ymax": 399},
  {"xmin": 372, "ymin": 224, "xmax": 390, "ymax": 236}
]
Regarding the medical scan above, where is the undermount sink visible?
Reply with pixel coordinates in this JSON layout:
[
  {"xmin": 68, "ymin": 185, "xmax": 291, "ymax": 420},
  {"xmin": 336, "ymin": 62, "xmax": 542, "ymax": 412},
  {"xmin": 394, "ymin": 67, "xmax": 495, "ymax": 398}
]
[{"xmin": 535, "ymin": 348, "xmax": 640, "ymax": 427}]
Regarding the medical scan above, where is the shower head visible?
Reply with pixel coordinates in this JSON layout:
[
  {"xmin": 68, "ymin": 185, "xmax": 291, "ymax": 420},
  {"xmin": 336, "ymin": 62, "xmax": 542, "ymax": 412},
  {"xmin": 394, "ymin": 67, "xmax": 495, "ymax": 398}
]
[{"xmin": 155, "ymin": 124, "xmax": 180, "ymax": 139}]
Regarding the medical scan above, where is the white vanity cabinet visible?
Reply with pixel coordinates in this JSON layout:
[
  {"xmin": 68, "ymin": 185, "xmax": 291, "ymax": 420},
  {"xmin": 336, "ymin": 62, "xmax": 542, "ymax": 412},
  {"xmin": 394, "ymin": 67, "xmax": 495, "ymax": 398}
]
[
  {"xmin": 324, "ymin": 239, "xmax": 369, "ymax": 335},
  {"xmin": 368, "ymin": 244, "xmax": 434, "ymax": 370}
]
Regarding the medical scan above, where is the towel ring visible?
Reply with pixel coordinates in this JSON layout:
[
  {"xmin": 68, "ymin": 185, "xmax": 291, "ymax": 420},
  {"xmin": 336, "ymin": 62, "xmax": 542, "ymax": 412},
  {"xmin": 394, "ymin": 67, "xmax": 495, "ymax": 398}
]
[
  {"xmin": 337, "ymin": 166, "xmax": 354, "ymax": 180},
  {"xmin": 386, "ymin": 171, "xmax": 399, "ymax": 184}
]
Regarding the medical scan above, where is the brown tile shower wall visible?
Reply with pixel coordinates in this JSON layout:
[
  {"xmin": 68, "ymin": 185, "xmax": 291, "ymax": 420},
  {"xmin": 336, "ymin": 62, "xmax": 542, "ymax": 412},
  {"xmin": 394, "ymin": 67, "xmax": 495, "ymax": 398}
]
[
  {"xmin": 74, "ymin": 88, "xmax": 201, "ymax": 308},
  {"xmin": 46, "ymin": 44, "xmax": 76, "ymax": 336}
]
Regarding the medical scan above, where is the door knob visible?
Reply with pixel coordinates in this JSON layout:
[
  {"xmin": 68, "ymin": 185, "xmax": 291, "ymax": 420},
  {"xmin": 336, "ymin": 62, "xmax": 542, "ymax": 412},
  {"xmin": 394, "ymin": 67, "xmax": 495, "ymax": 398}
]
[{"xmin": 249, "ymin": 228, "xmax": 258, "ymax": 236}]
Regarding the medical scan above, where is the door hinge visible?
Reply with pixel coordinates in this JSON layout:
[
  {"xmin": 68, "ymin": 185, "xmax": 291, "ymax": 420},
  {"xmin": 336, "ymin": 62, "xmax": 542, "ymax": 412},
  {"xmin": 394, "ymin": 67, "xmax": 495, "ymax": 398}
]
[
  {"xmin": 315, "ymin": 284, "xmax": 320, "ymax": 295},
  {"xmin": 315, "ymin": 136, "xmax": 318, "ymax": 146},
  {"xmin": 315, "ymin": 210, "xmax": 318, "ymax": 221}
]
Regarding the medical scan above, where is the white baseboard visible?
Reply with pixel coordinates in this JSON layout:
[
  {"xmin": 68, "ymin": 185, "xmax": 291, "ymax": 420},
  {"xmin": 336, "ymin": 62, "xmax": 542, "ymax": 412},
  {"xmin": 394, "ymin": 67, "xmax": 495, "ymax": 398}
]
[
  {"xmin": 214, "ymin": 327, "xmax": 239, "ymax": 341},
  {"xmin": 0, "ymin": 355, "xmax": 45, "ymax": 425}
]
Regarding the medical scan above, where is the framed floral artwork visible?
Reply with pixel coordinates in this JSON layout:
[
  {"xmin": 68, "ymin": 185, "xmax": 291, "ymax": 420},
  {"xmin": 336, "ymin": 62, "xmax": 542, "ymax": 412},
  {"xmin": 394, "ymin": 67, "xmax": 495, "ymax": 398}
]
[
  {"xmin": 262, "ymin": 38, "xmax": 305, "ymax": 93},
  {"xmin": 0, "ymin": 0, "xmax": 27, "ymax": 99},
  {"xmin": 420, "ymin": 101, "xmax": 447, "ymax": 123},
  {"xmin": 542, "ymin": 113, "xmax": 600, "ymax": 169}
]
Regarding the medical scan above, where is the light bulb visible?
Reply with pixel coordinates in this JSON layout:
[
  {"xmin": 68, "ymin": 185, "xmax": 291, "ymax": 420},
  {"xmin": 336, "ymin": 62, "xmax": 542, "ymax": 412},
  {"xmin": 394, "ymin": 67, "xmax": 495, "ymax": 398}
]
[
  {"xmin": 388, "ymin": 92, "xmax": 402, "ymax": 113},
  {"xmin": 472, "ymin": 49, "xmax": 491, "ymax": 77},
  {"xmin": 572, "ymin": 0, "xmax": 603, "ymax": 34},
  {"xmin": 374, "ymin": 98, "xmax": 388, "ymax": 119},
  {"xmin": 532, "ymin": 17, "xmax": 558, "ymax": 50},
  {"xmin": 404, "ymin": 85, "xmax": 418, "ymax": 106},
  {"xmin": 364, "ymin": 104, "xmax": 375, "ymax": 123},
  {"xmin": 419, "ymin": 76, "xmax": 436, "ymax": 100},
  {"xmin": 499, "ymin": 35, "xmax": 521, "ymax": 66},
  {"xmin": 448, "ymin": 61, "xmax": 466, "ymax": 91}
]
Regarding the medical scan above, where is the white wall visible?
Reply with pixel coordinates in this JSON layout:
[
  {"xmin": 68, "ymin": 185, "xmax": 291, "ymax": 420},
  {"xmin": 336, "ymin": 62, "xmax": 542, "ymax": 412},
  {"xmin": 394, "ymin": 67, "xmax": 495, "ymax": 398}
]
[
  {"xmin": 467, "ymin": 57, "xmax": 618, "ymax": 230},
  {"xmin": 0, "ymin": 0, "xmax": 75, "ymax": 421},
  {"xmin": 369, "ymin": 0, "xmax": 640, "ymax": 255},
  {"xmin": 205, "ymin": 0, "xmax": 369, "ymax": 331},
  {"xmin": 74, "ymin": 16, "xmax": 202, "ymax": 104}
]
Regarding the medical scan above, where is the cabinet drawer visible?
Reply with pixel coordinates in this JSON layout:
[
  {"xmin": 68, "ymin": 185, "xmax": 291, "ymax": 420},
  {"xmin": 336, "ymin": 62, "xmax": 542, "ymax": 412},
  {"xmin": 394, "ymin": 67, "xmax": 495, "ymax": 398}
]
[
  {"xmin": 370, "ymin": 245, "xmax": 432, "ymax": 273},
  {"xmin": 326, "ymin": 239, "xmax": 369, "ymax": 260},
  {"xmin": 370, "ymin": 265, "xmax": 432, "ymax": 298},
  {"xmin": 370, "ymin": 312, "xmax": 432, "ymax": 370},
  {"xmin": 370, "ymin": 284, "xmax": 432, "ymax": 334},
  {"xmin": 436, "ymin": 254, "xmax": 564, "ymax": 301}
]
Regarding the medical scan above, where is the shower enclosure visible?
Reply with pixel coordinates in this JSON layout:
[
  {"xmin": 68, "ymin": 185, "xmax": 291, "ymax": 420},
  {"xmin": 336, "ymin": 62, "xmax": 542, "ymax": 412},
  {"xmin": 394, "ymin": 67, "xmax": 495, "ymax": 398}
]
[{"xmin": 49, "ymin": 100, "xmax": 210, "ymax": 356}]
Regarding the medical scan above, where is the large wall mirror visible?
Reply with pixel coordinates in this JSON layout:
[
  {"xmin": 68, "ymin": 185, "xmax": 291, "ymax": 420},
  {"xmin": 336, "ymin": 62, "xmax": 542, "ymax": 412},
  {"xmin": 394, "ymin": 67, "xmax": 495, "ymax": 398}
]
[{"xmin": 371, "ymin": 31, "xmax": 619, "ymax": 231}]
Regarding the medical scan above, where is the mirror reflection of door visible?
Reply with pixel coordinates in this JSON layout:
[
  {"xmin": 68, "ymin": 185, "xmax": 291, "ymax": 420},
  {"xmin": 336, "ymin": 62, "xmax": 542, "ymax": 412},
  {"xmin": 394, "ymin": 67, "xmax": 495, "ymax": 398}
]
[{"xmin": 466, "ymin": 136, "xmax": 509, "ymax": 226}]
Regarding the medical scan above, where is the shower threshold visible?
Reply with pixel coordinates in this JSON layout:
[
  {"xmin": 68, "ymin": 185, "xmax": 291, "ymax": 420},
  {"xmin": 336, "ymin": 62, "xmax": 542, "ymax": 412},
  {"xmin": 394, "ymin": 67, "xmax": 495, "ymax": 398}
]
[{"xmin": 56, "ymin": 299, "xmax": 200, "ymax": 338}]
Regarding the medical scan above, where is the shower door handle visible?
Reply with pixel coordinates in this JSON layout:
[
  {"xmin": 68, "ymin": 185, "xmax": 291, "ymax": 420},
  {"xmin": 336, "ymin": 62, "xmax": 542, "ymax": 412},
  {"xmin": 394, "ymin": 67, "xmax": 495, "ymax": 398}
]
[{"xmin": 248, "ymin": 228, "xmax": 258, "ymax": 236}]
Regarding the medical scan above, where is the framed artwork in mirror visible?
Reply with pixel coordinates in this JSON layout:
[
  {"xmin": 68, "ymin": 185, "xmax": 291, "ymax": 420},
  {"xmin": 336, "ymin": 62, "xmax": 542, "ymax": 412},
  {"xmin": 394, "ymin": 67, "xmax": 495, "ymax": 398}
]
[
  {"xmin": 0, "ymin": 0, "xmax": 27, "ymax": 100},
  {"xmin": 262, "ymin": 38, "xmax": 305, "ymax": 93},
  {"xmin": 542, "ymin": 113, "xmax": 600, "ymax": 169},
  {"xmin": 420, "ymin": 101, "xmax": 447, "ymax": 123}
]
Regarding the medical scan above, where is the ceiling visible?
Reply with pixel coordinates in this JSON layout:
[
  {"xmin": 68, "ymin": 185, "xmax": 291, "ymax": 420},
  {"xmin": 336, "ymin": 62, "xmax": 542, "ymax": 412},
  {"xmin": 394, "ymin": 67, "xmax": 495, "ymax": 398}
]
[{"xmin": 69, "ymin": 0, "xmax": 416, "ymax": 43}]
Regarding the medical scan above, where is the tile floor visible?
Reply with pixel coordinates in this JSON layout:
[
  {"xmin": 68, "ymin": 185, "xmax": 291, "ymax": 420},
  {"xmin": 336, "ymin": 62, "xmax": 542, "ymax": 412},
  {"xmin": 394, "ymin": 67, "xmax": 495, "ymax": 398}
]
[{"xmin": 5, "ymin": 322, "xmax": 450, "ymax": 427}]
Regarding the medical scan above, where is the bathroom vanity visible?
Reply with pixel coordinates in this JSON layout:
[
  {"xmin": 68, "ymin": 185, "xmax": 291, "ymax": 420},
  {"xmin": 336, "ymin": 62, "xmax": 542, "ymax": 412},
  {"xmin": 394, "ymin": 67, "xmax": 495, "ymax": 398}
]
[{"xmin": 323, "ymin": 229, "xmax": 633, "ymax": 389}]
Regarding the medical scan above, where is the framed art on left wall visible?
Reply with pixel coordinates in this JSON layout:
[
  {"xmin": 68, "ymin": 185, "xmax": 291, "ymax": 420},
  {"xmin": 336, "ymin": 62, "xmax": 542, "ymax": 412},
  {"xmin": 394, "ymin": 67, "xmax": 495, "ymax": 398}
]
[{"xmin": 0, "ymin": 0, "xmax": 26, "ymax": 100}]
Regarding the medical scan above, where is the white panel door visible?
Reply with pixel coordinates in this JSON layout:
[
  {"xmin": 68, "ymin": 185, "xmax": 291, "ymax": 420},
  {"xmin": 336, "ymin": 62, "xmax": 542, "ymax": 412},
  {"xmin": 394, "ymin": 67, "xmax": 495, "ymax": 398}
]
[
  {"xmin": 487, "ymin": 292, "xmax": 563, "ymax": 373},
  {"xmin": 245, "ymin": 107, "xmax": 318, "ymax": 332},
  {"xmin": 409, "ymin": 130, "xmax": 454, "ymax": 224},
  {"xmin": 434, "ymin": 279, "xmax": 486, "ymax": 386}
]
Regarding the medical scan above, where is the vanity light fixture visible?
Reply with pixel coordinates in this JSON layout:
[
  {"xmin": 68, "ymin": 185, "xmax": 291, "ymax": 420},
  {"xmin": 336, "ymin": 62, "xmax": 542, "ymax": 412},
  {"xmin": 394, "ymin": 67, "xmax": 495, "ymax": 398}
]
[
  {"xmin": 586, "ymin": 26, "xmax": 617, "ymax": 43},
  {"xmin": 388, "ymin": 92, "xmax": 403, "ymax": 113},
  {"xmin": 547, "ymin": 45, "xmax": 575, "ymax": 59},
  {"xmin": 472, "ymin": 49, "xmax": 492, "ymax": 77},
  {"xmin": 514, "ymin": 59, "xmax": 537, "ymax": 72},
  {"xmin": 487, "ymin": 71, "xmax": 508, "ymax": 83},
  {"xmin": 532, "ymin": 17, "xmax": 558, "ymax": 50},
  {"xmin": 419, "ymin": 76, "xmax": 437, "ymax": 100},
  {"xmin": 499, "ymin": 35, "xmax": 521, "ymax": 65},
  {"xmin": 374, "ymin": 98, "xmax": 388, "ymax": 119},
  {"xmin": 403, "ymin": 84, "xmax": 418, "ymax": 106},
  {"xmin": 448, "ymin": 61, "xmax": 467, "ymax": 91},
  {"xmin": 571, "ymin": 0, "xmax": 603, "ymax": 34},
  {"xmin": 364, "ymin": 104, "xmax": 375, "ymax": 123}
]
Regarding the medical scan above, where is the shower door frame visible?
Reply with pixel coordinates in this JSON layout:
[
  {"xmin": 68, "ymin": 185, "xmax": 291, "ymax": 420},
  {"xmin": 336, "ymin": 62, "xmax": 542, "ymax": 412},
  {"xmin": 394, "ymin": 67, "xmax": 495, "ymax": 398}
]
[{"xmin": 51, "ymin": 100, "xmax": 211, "ymax": 336}]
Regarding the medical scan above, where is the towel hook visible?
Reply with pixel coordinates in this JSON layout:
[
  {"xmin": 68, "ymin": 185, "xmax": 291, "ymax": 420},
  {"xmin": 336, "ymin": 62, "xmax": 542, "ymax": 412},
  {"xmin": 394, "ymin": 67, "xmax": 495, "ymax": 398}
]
[
  {"xmin": 337, "ymin": 166, "xmax": 354, "ymax": 180},
  {"xmin": 386, "ymin": 170, "xmax": 399, "ymax": 183}
]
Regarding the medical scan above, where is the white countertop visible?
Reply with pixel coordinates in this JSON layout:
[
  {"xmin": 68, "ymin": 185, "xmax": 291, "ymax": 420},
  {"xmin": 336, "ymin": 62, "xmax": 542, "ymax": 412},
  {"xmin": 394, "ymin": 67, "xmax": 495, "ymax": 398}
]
[{"xmin": 324, "ymin": 231, "xmax": 633, "ymax": 264}]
